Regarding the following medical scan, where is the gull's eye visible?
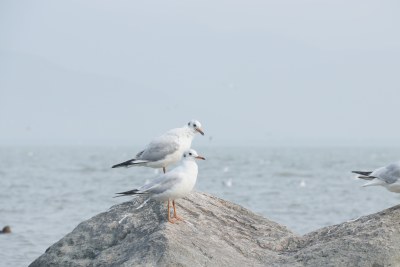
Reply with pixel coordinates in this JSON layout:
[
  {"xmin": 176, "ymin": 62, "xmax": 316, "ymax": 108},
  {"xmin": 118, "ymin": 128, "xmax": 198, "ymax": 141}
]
[
  {"xmin": 193, "ymin": 124, "xmax": 197, "ymax": 127},
  {"xmin": 188, "ymin": 122, "xmax": 190, "ymax": 126},
  {"xmin": 189, "ymin": 153, "xmax": 192, "ymax": 156}
]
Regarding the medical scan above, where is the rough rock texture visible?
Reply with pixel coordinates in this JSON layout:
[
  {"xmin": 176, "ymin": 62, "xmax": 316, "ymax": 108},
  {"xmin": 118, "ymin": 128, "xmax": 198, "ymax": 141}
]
[
  {"xmin": 286, "ymin": 205, "xmax": 400, "ymax": 267},
  {"xmin": 30, "ymin": 192, "xmax": 400, "ymax": 267}
]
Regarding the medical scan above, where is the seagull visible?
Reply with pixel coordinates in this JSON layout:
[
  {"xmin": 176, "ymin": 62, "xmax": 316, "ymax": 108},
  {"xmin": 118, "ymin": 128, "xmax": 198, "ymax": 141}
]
[
  {"xmin": 115, "ymin": 149, "xmax": 205, "ymax": 223},
  {"xmin": 352, "ymin": 161, "xmax": 400, "ymax": 193},
  {"xmin": 112, "ymin": 120, "xmax": 204, "ymax": 173}
]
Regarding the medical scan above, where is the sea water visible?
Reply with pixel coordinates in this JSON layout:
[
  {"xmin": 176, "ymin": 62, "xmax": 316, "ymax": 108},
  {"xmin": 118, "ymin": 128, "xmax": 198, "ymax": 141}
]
[{"xmin": 1, "ymin": 146, "xmax": 399, "ymax": 266}]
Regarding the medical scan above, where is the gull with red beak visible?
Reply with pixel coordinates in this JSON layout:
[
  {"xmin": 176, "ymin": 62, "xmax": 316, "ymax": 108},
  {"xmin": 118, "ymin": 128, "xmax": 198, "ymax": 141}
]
[
  {"xmin": 112, "ymin": 120, "xmax": 204, "ymax": 173},
  {"xmin": 115, "ymin": 149, "xmax": 205, "ymax": 223}
]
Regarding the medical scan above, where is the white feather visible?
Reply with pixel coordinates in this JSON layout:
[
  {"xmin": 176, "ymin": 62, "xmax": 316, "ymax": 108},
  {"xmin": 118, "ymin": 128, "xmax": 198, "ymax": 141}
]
[{"xmin": 362, "ymin": 179, "xmax": 385, "ymax": 187}]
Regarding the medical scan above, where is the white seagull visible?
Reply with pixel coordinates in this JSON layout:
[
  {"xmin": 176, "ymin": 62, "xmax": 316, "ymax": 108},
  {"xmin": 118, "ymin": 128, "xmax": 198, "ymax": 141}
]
[
  {"xmin": 352, "ymin": 161, "xmax": 400, "ymax": 193},
  {"xmin": 115, "ymin": 149, "xmax": 205, "ymax": 223},
  {"xmin": 112, "ymin": 120, "xmax": 204, "ymax": 173}
]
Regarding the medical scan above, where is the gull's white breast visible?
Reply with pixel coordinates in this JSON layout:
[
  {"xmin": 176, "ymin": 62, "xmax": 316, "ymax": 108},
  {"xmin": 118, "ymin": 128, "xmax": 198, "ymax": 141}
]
[
  {"xmin": 386, "ymin": 180, "xmax": 400, "ymax": 193},
  {"xmin": 156, "ymin": 161, "xmax": 198, "ymax": 201}
]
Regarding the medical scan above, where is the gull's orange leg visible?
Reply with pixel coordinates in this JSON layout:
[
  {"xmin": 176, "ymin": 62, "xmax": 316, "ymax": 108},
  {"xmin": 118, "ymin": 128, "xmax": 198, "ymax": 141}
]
[
  {"xmin": 172, "ymin": 200, "xmax": 183, "ymax": 221},
  {"xmin": 167, "ymin": 199, "xmax": 175, "ymax": 223}
]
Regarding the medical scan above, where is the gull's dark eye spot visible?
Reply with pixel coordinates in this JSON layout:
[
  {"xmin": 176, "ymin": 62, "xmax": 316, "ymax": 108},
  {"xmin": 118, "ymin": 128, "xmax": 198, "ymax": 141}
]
[
  {"xmin": 189, "ymin": 153, "xmax": 192, "ymax": 156},
  {"xmin": 188, "ymin": 122, "xmax": 190, "ymax": 126},
  {"xmin": 193, "ymin": 124, "xmax": 197, "ymax": 127}
]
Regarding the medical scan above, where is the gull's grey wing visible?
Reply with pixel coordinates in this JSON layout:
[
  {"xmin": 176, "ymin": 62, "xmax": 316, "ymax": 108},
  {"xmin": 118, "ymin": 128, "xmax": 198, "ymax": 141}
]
[
  {"xmin": 137, "ymin": 134, "xmax": 180, "ymax": 162},
  {"xmin": 141, "ymin": 174, "xmax": 182, "ymax": 195},
  {"xmin": 373, "ymin": 163, "xmax": 400, "ymax": 184},
  {"xmin": 138, "ymin": 175, "xmax": 165, "ymax": 192}
]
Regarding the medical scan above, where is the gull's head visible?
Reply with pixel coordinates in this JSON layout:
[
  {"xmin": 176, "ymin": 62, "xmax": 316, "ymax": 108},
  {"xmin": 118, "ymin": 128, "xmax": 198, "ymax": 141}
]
[
  {"xmin": 187, "ymin": 120, "xmax": 204, "ymax": 135},
  {"xmin": 183, "ymin": 149, "xmax": 205, "ymax": 160}
]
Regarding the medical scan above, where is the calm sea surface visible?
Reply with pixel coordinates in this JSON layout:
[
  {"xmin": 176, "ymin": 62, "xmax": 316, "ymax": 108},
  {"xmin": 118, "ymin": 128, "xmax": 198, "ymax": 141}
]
[{"xmin": 1, "ymin": 146, "xmax": 400, "ymax": 266}]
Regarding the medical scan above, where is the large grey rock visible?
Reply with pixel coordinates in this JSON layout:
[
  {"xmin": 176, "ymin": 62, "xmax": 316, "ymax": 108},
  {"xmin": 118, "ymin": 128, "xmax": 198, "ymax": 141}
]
[
  {"xmin": 286, "ymin": 205, "xmax": 400, "ymax": 267},
  {"xmin": 30, "ymin": 192, "xmax": 400, "ymax": 267}
]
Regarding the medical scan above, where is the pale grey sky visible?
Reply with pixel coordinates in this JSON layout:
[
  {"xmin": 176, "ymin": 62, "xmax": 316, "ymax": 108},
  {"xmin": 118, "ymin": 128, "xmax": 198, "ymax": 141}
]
[{"xmin": 1, "ymin": 0, "xmax": 399, "ymax": 146}]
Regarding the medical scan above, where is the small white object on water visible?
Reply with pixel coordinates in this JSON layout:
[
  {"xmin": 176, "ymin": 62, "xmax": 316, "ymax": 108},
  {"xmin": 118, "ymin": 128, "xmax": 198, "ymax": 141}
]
[
  {"xmin": 223, "ymin": 178, "xmax": 233, "ymax": 187},
  {"xmin": 300, "ymin": 179, "xmax": 306, "ymax": 188}
]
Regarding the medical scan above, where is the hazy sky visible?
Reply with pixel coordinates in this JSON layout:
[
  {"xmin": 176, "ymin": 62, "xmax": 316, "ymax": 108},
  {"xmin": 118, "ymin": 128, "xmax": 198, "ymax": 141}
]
[{"xmin": 1, "ymin": 0, "xmax": 399, "ymax": 146}]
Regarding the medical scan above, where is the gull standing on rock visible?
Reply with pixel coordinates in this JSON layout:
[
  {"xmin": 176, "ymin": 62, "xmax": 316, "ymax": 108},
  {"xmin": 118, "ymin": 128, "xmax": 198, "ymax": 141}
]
[
  {"xmin": 112, "ymin": 120, "xmax": 204, "ymax": 173},
  {"xmin": 353, "ymin": 161, "xmax": 400, "ymax": 193},
  {"xmin": 115, "ymin": 149, "xmax": 205, "ymax": 223}
]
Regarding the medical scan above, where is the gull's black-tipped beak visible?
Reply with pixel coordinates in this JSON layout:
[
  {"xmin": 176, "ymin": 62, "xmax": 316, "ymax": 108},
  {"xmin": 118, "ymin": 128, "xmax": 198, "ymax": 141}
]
[
  {"xmin": 195, "ymin": 156, "xmax": 206, "ymax": 160},
  {"xmin": 196, "ymin": 128, "xmax": 205, "ymax": 135}
]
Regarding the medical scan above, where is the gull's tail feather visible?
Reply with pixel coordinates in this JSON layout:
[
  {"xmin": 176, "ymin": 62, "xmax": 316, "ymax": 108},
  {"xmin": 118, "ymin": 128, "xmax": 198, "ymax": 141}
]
[
  {"xmin": 113, "ymin": 189, "xmax": 144, "ymax": 198},
  {"xmin": 352, "ymin": 171, "xmax": 373, "ymax": 176},
  {"xmin": 112, "ymin": 159, "xmax": 149, "ymax": 168},
  {"xmin": 357, "ymin": 176, "xmax": 375, "ymax": 180},
  {"xmin": 362, "ymin": 179, "xmax": 385, "ymax": 187},
  {"xmin": 352, "ymin": 170, "xmax": 375, "ymax": 180}
]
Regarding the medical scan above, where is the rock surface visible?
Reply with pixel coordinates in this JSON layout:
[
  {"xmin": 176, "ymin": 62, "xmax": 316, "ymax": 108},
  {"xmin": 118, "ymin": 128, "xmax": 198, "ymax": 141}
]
[
  {"xmin": 286, "ymin": 205, "xmax": 400, "ymax": 267},
  {"xmin": 30, "ymin": 192, "xmax": 400, "ymax": 267}
]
